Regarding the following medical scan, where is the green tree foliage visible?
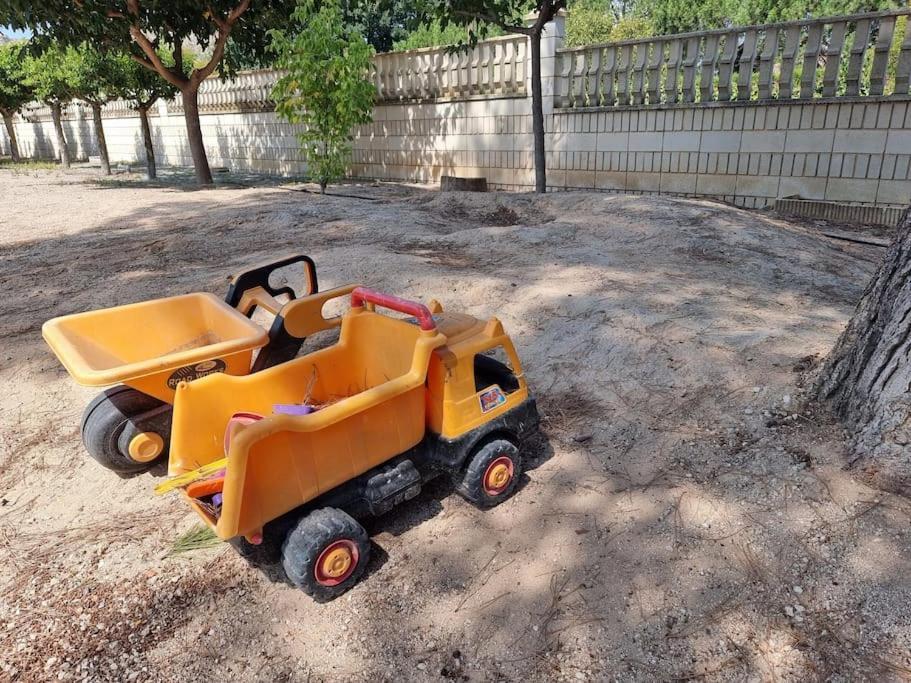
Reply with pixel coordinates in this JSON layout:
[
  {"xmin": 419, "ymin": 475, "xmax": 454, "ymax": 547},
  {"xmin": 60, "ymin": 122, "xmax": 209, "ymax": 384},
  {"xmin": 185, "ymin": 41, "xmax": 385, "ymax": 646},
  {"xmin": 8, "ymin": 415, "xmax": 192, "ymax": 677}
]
[
  {"xmin": 270, "ymin": 0, "xmax": 376, "ymax": 193},
  {"xmin": 564, "ymin": 0, "xmax": 655, "ymax": 47},
  {"xmin": 637, "ymin": 0, "xmax": 902, "ymax": 35},
  {"xmin": 393, "ymin": 19, "xmax": 503, "ymax": 51},
  {"xmin": 0, "ymin": 41, "xmax": 32, "ymax": 161},
  {"xmin": 1, "ymin": 0, "xmax": 296, "ymax": 184},
  {"xmin": 342, "ymin": 0, "xmax": 414, "ymax": 52}
]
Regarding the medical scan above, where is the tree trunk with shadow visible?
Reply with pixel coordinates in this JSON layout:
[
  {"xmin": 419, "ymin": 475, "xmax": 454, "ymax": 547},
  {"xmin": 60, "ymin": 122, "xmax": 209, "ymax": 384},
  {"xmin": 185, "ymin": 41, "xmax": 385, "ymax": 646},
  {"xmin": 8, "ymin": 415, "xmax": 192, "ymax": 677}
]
[
  {"xmin": 50, "ymin": 102, "xmax": 70, "ymax": 168},
  {"xmin": 2, "ymin": 110, "xmax": 20, "ymax": 162},
  {"xmin": 529, "ymin": 26, "xmax": 546, "ymax": 194},
  {"xmin": 816, "ymin": 207, "xmax": 911, "ymax": 493},
  {"xmin": 138, "ymin": 104, "xmax": 157, "ymax": 180},
  {"xmin": 90, "ymin": 101, "xmax": 111, "ymax": 175},
  {"xmin": 181, "ymin": 87, "xmax": 213, "ymax": 186}
]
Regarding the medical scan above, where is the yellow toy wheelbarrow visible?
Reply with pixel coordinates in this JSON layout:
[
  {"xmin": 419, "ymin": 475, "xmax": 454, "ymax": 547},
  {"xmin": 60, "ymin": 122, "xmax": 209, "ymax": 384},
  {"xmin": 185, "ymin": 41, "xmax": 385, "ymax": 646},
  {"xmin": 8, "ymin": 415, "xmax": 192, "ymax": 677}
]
[{"xmin": 43, "ymin": 255, "xmax": 358, "ymax": 474}]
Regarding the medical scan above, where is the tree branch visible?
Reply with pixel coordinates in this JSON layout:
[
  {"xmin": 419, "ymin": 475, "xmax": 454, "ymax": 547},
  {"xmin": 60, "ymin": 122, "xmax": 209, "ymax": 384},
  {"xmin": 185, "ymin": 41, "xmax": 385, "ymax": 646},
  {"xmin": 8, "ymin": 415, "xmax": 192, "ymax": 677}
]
[
  {"xmin": 451, "ymin": 10, "xmax": 532, "ymax": 36},
  {"xmin": 192, "ymin": 0, "xmax": 252, "ymax": 84},
  {"xmin": 129, "ymin": 27, "xmax": 188, "ymax": 89}
]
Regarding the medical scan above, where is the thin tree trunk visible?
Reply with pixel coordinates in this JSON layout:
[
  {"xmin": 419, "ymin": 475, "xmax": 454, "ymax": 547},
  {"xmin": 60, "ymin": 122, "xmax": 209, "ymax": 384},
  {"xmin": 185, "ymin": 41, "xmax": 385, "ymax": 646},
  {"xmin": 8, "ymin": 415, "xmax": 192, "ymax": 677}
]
[
  {"xmin": 50, "ymin": 102, "xmax": 70, "ymax": 168},
  {"xmin": 816, "ymin": 207, "xmax": 911, "ymax": 493},
  {"xmin": 1, "ymin": 110, "xmax": 20, "ymax": 162},
  {"xmin": 529, "ymin": 29, "xmax": 546, "ymax": 194},
  {"xmin": 138, "ymin": 104, "xmax": 157, "ymax": 180},
  {"xmin": 90, "ymin": 101, "xmax": 111, "ymax": 175},
  {"xmin": 181, "ymin": 87, "xmax": 213, "ymax": 185}
]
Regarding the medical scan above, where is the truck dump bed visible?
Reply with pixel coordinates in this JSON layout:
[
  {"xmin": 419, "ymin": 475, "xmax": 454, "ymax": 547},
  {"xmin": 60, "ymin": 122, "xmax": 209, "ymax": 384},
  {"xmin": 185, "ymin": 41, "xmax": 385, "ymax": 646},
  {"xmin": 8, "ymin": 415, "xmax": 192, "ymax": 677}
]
[{"xmin": 169, "ymin": 302, "xmax": 446, "ymax": 540}]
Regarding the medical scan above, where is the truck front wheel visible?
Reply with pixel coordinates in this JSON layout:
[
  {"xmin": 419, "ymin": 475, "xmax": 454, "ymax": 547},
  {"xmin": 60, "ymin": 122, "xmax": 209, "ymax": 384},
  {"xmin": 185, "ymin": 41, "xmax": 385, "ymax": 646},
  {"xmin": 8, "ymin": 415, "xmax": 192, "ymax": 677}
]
[
  {"xmin": 281, "ymin": 507, "xmax": 371, "ymax": 602},
  {"xmin": 456, "ymin": 438, "xmax": 522, "ymax": 508}
]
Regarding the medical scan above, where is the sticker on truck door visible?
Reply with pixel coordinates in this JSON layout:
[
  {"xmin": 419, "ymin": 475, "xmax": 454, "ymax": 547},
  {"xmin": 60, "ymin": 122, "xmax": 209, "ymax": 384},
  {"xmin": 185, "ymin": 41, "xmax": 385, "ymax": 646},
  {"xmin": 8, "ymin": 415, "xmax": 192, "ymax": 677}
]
[
  {"xmin": 167, "ymin": 359, "xmax": 227, "ymax": 389},
  {"xmin": 479, "ymin": 386, "xmax": 507, "ymax": 413}
]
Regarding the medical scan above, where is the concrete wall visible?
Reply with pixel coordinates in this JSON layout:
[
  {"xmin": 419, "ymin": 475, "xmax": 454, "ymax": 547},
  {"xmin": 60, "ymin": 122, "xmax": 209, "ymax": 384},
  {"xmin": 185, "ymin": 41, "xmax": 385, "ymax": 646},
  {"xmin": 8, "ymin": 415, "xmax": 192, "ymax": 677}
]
[{"xmin": 549, "ymin": 98, "xmax": 911, "ymax": 208}]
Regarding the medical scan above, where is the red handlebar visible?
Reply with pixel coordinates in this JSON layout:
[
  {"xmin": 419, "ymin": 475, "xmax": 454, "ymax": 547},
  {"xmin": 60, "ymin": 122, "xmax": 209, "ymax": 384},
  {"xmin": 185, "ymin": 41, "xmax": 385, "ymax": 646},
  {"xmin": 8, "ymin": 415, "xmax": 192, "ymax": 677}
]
[{"xmin": 351, "ymin": 287, "xmax": 436, "ymax": 331}]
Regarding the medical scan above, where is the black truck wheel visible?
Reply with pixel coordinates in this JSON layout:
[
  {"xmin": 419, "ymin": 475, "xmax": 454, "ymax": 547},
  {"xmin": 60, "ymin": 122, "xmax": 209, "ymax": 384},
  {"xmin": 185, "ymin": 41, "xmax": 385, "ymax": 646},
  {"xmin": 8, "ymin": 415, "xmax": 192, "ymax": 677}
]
[
  {"xmin": 81, "ymin": 386, "xmax": 169, "ymax": 474},
  {"xmin": 281, "ymin": 507, "xmax": 370, "ymax": 602},
  {"xmin": 456, "ymin": 438, "xmax": 522, "ymax": 508}
]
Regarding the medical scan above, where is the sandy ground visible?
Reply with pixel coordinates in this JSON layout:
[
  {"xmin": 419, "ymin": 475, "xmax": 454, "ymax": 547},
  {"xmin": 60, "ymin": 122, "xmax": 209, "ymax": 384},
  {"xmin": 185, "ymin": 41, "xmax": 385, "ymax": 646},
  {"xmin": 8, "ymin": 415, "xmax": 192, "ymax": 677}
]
[{"xmin": 1, "ymin": 166, "xmax": 910, "ymax": 682}]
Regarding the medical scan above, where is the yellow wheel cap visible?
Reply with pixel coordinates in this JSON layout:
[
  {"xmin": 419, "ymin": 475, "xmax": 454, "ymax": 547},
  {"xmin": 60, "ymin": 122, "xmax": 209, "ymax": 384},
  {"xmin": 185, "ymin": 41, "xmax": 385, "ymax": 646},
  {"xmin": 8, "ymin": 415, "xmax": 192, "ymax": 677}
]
[
  {"xmin": 483, "ymin": 456, "xmax": 515, "ymax": 495},
  {"xmin": 128, "ymin": 432, "xmax": 164, "ymax": 463},
  {"xmin": 320, "ymin": 547, "xmax": 353, "ymax": 578}
]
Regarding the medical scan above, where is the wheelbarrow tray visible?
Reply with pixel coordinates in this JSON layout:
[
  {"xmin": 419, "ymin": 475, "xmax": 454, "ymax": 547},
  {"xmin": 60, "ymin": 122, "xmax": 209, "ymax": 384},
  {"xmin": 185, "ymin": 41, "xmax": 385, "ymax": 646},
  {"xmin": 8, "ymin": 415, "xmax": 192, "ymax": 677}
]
[{"xmin": 42, "ymin": 292, "xmax": 269, "ymax": 401}]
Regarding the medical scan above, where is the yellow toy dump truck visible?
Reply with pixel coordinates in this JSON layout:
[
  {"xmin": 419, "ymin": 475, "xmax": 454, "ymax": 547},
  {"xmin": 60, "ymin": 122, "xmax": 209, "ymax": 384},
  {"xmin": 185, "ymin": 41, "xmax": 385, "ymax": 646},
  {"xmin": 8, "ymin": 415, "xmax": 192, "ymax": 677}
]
[
  {"xmin": 42, "ymin": 255, "xmax": 357, "ymax": 474},
  {"xmin": 45, "ymin": 276, "xmax": 538, "ymax": 601}
]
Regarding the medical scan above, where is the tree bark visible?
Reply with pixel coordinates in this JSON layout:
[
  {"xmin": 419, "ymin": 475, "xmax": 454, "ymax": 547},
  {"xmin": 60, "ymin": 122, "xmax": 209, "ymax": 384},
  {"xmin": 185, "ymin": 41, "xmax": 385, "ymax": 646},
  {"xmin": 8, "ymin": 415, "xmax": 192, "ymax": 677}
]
[
  {"xmin": 1, "ymin": 110, "xmax": 20, "ymax": 162},
  {"xmin": 181, "ymin": 87, "xmax": 213, "ymax": 185},
  {"xmin": 529, "ymin": 28, "xmax": 547, "ymax": 194},
  {"xmin": 816, "ymin": 207, "xmax": 911, "ymax": 493},
  {"xmin": 138, "ymin": 104, "xmax": 157, "ymax": 180},
  {"xmin": 90, "ymin": 101, "xmax": 111, "ymax": 176},
  {"xmin": 50, "ymin": 102, "xmax": 70, "ymax": 168}
]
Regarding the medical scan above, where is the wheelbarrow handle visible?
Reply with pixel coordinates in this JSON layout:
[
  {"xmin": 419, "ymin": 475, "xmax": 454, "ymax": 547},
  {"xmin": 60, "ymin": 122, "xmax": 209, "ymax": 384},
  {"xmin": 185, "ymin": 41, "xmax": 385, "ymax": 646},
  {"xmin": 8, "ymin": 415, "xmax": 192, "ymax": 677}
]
[
  {"xmin": 225, "ymin": 254, "xmax": 318, "ymax": 309},
  {"xmin": 351, "ymin": 287, "xmax": 436, "ymax": 331}
]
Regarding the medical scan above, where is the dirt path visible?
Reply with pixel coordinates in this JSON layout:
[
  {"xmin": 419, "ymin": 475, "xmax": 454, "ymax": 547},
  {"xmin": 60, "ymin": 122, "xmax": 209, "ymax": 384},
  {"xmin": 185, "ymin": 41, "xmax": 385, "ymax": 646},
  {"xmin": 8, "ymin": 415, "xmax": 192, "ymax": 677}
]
[{"xmin": 1, "ymin": 168, "xmax": 909, "ymax": 682}]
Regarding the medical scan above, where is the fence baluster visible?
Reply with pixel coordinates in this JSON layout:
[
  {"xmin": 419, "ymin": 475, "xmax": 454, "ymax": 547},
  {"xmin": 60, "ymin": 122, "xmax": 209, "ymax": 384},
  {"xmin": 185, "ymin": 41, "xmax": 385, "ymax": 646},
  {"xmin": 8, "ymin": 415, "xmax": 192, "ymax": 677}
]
[
  {"xmin": 737, "ymin": 29, "xmax": 758, "ymax": 100},
  {"xmin": 779, "ymin": 25, "xmax": 801, "ymax": 99},
  {"xmin": 757, "ymin": 28, "xmax": 777, "ymax": 99},
  {"xmin": 585, "ymin": 48, "xmax": 603, "ymax": 106},
  {"xmin": 717, "ymin": 31, "xmax": 738, "ymax": 100},
  {"xmin": 897, "ymin": 17, "xmax": 911, "ymax": 95},
  {"xmin": 646, "ymin": 40, "xmax": 663, "ymax": 104},
  {"xmin": 700, "ymin": 34, "xmax": 721, "ymax": 102},
  {"xmin": 846, "ymin": 18, "xmax": 871, "ymax": 96},
  {"xmin": 800, "ymin": 22, "xmax": 823, "ymax": 98},
  {"xmin": 869, "ymin": 16, "xmax": 896, "ymax": 95},
  {"xmin": 617, "ymin": 44, "xmax": 632, "ymax": 105},
  {"xmin": 631, "ymin": 43, "xmax": 648, "ymax": 105},
  {"xmin": 822, "ymin": 21, "xmax": 847, "ymax": 97},
  {"xmin": 602, "ymin": 46, "xmax": 616, "ymax": 106},
  {"xmin": 665, "ymin": 38, "xmax": 682, "ymax": 103},
  {"xmin": 682, "ymin": 37, "xmax": 700, "ymax": 102},
  {"xmin": 572, "ymin": 50, "xmax": 587, "ymax": 106}
]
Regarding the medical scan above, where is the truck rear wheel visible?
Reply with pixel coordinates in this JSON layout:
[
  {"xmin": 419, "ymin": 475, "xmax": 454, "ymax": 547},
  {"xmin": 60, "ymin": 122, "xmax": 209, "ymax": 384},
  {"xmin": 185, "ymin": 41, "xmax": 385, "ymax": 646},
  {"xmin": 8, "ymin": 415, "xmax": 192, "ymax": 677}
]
[
  {"xmin": 81, "ymin": 387, "xmax": 169, "ymax": 474},
  {"xmin": 281, "ymin": 507, "xmax": 370, "ymax": 602},
  {"xmin": 456, "ymin": 438, "xmax": 522, "ymax": 508}
]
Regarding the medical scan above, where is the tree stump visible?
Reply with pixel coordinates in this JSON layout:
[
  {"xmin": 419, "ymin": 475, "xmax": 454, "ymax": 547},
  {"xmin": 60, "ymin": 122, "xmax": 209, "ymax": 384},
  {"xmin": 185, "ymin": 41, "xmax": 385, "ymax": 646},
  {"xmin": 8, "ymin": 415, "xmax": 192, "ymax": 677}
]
[
  {"xmin": 440, "ymin": 175, "xmax": 487, "ymax": 192},
  {"xmin": 816, "ymin": 206, "xmax": 911, "ymax": 493}
]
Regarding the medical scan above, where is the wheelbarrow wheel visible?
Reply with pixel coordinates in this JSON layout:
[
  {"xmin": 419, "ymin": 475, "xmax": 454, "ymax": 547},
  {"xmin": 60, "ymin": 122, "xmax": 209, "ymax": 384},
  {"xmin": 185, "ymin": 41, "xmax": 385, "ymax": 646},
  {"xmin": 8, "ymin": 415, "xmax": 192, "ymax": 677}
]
[
  {"xmin": 281, "ymin": 507, "xmax": 370, "ymax": 602},
  {"xmin": 82, "ymin": 387, "xmax": 168, "ymax": 474},
  {"xmin": 456, "ymin": 438, "xmax": 522, "ymax": 509}
]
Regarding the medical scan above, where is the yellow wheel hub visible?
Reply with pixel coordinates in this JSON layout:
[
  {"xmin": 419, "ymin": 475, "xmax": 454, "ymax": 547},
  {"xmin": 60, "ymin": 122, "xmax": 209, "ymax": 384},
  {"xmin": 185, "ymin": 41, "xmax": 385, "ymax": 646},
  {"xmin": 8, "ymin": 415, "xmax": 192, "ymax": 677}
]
[
  {"xmin": 320, "ymin": 546, "xmax": 353, "ymax": 578},
  {"xmin": 486, "ymin": 462, "xmax": 512, "ymax": 491},
  {"xmin": 128, "ymin": 432, "xmax": 164, "ymax": 463}
]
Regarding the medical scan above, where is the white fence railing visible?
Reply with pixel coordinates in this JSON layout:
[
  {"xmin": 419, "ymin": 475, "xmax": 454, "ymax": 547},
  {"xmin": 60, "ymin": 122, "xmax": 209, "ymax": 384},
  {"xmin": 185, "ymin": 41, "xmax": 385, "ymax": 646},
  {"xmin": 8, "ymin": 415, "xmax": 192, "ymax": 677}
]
[
  {"xmin": 372, "ymin": 35, "xmax": 528, "ymax": 101},
  {"xmin": 556, "ymin": 8, "xmax": 911, "ymax": 107}
]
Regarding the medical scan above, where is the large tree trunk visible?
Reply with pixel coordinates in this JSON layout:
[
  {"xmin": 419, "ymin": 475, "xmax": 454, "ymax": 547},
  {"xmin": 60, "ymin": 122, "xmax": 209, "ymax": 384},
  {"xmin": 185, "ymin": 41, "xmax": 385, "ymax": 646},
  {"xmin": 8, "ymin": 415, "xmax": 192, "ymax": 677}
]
[
  {"xmin": 90, "ymin": 101, "xmax": 111, "ymax": 176},
  {"xmin": 50, "ymin": 102, "xmax": 70, "ymax": 168},
  {"xmin": 2, "ymin": 110, "xmax": 21, "ymax": 162},
  {"xmin": 181, "ymin": 87, "xmax": 213, "ymax": 186},
  {"xmin": 816, "ymin": 207, "xmax": 911, "ymax": 493},
  {"xmin": 138, "ymin": 104, "xmax": 157, "ymax": 180},
  {"xmin": 529, "ymin": 28, "xmax": 546, "ymax": 194}
]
